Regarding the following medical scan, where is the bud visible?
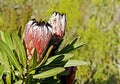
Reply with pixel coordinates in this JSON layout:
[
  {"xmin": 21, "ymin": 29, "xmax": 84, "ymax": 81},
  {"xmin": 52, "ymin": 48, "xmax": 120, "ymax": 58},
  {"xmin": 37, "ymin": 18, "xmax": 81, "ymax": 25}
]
[
  {"xmin": 49, "ymin": 12, "xmax": 66, "ymax": 37},
  {"xmin": 48, "ymin": 12, "xmax": 66, "ymax": 41},
  {"xmin": 23, "ymin": 19, "xmax": 52, "ymax": 63},
  {"xmin": 48, "ymin": 12, "xmax": 66, "ymax": 53}
]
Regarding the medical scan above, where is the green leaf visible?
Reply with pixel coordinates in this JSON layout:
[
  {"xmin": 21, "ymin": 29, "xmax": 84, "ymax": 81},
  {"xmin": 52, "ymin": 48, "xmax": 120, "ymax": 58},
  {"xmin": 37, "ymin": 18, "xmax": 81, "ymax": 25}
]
[
  {"xmin": 18, "ymin": 26, "xmax": 22, "ymax": 39},
  {"xmin": 0, "ymin": 31, "xmax": 13, "ymax": 50},
  {"xmin": 73, "ymin": 43, "xmax": 85, "ymax": 49},
  {"xmin": 0, "ymin": 52, "xmax": 2, "ymax": 63},
  {"xmin": 29, "ymin": 49, "xmax": 37, "ymax": 69},
  {"xmin": 25, "ymin": 74, "xmax": 33, "ymax": 84},
  {"xmin": 0, "ymin": 40, "xmax": 23, "ymax": 73},
  {"xmin": 0, "ymin": 50, "xmax": 10, "ymax": 72},
  {"xmin": 64, "ymin": 60, "xmax": 87, "ymax": 67},
  {"xmin": 36, "ymin": 45, "xmax": 53, "ymax": 68},
  {"xmin": 14, "ymin": 80, "xmax": 22, "ymax": 84},
  {"xmin": 0, "ymin": 65, "xmax": 4, "ymax": 78},
  {"xmin": 59, "ymin": 38, "xmax": 78, "ymax": 53},
  {"xmin": 33, "ymin": 67, "xmax": 65, "ymax": 79},
  {"xmin": 70, "ymin": 37, "xmax": 78, "ymax": 46},
  {"xmin": 45, "ymin": 53, "xmax": 74, "ymax": 65},
  {"xmin": 28, "ymin": 70, "xmax": 35, "ymax": 75},
  {"xmin": 12, "ymin": 33, "xmax": 26, "ymax": 68},
  {"xmin": 64, "ymin": 43, "xmax": 84, "ymax": 53},
  {"xmin": 58, "ymin": 44, "xmax": 70, "ymax": 54},
  {"xmin": 58, "ymin": 37, "xmax": 84, "ymax": 54}
]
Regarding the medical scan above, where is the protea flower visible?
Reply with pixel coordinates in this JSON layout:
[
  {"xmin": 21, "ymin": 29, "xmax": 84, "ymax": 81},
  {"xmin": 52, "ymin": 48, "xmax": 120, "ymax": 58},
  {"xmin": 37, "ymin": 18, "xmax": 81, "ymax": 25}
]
[
  {"xmin": 48, "ymin": 12, "xmax": 66, "ymax": 53},
  {"xmin": 48, "ymin": 12, "xmax": 66, "ymax": 38},
  {"xmin": 23, "ymin": 19, "xmax": 52, "ymax": 63}
]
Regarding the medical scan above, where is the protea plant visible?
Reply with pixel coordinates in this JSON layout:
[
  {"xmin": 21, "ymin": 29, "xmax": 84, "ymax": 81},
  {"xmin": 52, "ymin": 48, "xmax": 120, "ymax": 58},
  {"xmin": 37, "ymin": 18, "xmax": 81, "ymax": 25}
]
[
  {"xmin": 48, "ymin": 12, "xmax": 77, "ymax": 84},
  {"xmin": 0, "ymin": 12, "xmax": 86, "ymax": 84}
]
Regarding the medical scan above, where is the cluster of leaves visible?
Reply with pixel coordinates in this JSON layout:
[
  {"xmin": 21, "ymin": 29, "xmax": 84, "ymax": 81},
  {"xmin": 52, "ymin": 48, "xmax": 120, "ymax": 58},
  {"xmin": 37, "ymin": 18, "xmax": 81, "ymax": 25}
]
[{"xmin": 0, "ymin": 30, "xmax": 86, "ymax": 84}]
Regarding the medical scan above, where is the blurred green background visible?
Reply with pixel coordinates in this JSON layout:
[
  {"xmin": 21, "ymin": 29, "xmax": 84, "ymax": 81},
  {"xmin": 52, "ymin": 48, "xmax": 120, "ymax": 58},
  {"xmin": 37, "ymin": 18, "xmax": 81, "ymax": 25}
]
[{"xmin": 0, "ymin": 0, "xmax": 120, "ymax": 84}]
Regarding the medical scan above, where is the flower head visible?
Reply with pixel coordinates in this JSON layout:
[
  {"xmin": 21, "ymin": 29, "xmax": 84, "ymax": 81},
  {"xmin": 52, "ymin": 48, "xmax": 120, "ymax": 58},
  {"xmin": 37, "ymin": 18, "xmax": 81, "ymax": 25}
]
[
  {"xmin": 23, "ymin": 19, "xmax": 52, "ymax": 63},
  {"xmin": 48, "ymin": 12, "xmax": 66, "ymax": 41}
]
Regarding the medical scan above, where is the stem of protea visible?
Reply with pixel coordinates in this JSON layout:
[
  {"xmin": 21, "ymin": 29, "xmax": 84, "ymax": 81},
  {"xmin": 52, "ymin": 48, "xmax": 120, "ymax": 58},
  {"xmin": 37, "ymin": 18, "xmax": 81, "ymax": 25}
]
[{"xmin": 60, "ymin": 66, "xmax": 77, "ymax": 84}]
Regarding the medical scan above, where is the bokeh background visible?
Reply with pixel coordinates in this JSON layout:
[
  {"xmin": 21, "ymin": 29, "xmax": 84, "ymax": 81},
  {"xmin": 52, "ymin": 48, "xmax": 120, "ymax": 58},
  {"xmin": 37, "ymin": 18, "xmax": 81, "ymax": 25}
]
[{"xmin": 0, "ymin": 0, "xmax": 120, "ymax": 84}]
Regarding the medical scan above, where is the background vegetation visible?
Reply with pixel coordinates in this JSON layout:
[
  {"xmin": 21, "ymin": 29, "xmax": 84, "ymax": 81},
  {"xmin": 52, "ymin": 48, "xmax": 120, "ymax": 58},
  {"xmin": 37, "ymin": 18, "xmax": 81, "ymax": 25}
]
[{"xmin": 0, "ymin": 0, "xmax": 120, "ymax": 84}]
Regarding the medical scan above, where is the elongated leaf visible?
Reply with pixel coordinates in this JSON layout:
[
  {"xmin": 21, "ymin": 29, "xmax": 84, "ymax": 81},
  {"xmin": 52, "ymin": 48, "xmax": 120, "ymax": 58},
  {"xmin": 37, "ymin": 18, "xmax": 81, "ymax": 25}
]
[
  {"xmin": 70, "ymin": 37, "xmax": 78, "ymax": 46},
  {"xmin": 64, "ymin": 43, "xmax": 85, "ymax": 53},
  {"xmin": 14, "ymin": 80, "xmax": 22, "ymax": 84},
  {"xmin": 25, "ymin": 75, "xmax": 33, "ymax": 84},
  {"xmin": 0, "ymin": 65, "xmax": 4, "ymax": 78},
  {"xmin": 0, "ymin": 49, "xmax": 10, "ymax": 72},
  {"xmin": 61, "ymin": 38, "xmax": 78, "ymax": 52},
  {"xmin": 72, "ymin": 42, "xmax": 85, "ymax": 50},
  {"xmin": 58, "ymin": 44, "xmax": 70, "ymax": 54},
  {"xmin": 59, "ymin": 37, "xmax": 84, "ymax": 54},
  {"xmin": 28, "ymin": 70, "xmax": 35, "ymax": 75},
  {"xmin": 29, "ymin": 49, "xmax": 37, "ymax": 69},
  {"xmin": 33, "ymin": 67, "xmax": 65, "ymax": 79},
  {"xmin": 45, "ymin": 53, "xmax": 74, "ymax": 65},
  {"xmin": 0, "ymin": 31, "xmax": 13, "ymax": 50},
  {"xmin": 0, "ymin": 40, "xmax": 23, "ymax": 73},
  {"xmin": 64, "ymin": 60, "xmax": 87, "ymax": 67},
  {"xmin": 12, "ymin": 33, "xmax": 26, "ymax": 68},
  {"xmin": 18, "ymin": 26, "xmax": 22, "ymax": 39},
  {"xmin": 58, "ymin": 37, "xmax": 77, "ymax": 54},
  {"xmin": 36, "ymin": 45, "xmax": 53, "ymax": 68},
  {"xmin": 0, "ymin": 52, "xmax": 2, "ymax": 63}
]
